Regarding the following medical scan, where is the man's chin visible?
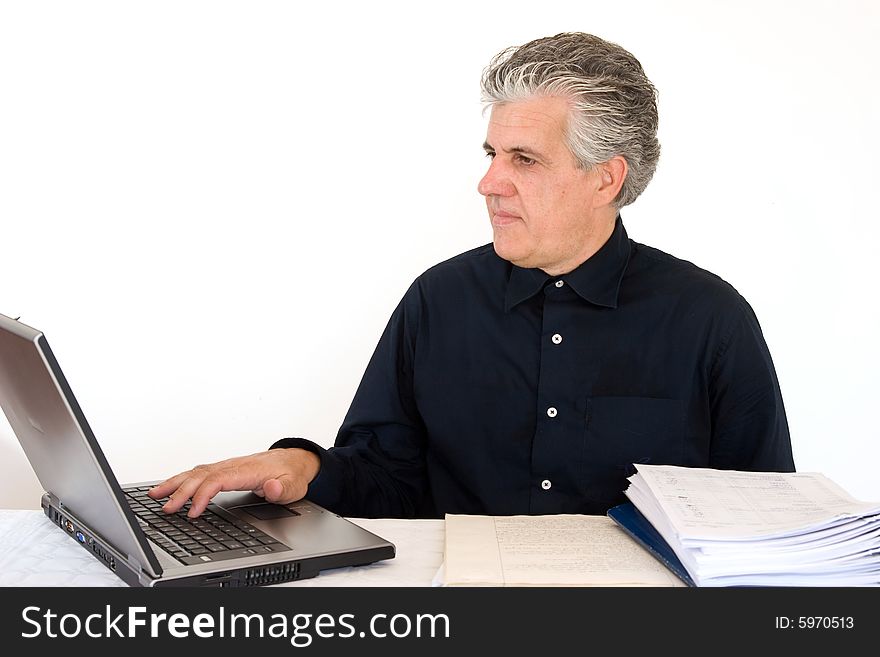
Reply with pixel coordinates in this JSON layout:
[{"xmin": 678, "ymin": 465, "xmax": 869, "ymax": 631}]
[{"xmin": 492, "ymin": 239, "xmax": 531, "ymax": 268}]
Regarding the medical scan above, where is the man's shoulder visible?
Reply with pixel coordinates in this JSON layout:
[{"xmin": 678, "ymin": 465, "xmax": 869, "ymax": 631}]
[
  {"xmin": 412, "ymin": 243, "xmax": 505, "ymax": 287},
  {"xmin": 394, "ymin": 244, "xmax": 507, "ymax": 311},
  {"xmin": 425, "ymin": 243, "xmax": 500, "ymax": 272},
  {"xmin": 628, "ymin": 240, "xmax": 750, "ymax": 315}
]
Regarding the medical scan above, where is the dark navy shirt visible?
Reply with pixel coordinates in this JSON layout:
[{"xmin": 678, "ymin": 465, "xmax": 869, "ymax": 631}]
[{"xmin": 272, "ymin": 217, "xmax": 794, "ymax": 518}]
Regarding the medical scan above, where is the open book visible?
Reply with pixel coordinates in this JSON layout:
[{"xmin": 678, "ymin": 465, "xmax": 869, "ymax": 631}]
[
  {"xmin": 608, "ymin": 464, "xmax": 880, "ymax": 587},
  {"xmin": 441, "ymin": 514, "xmax": 684, "ymax": 586}
]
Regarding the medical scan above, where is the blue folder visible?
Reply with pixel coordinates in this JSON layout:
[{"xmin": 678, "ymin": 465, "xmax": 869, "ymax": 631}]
[{"xmin": 607, "ymin": 502, "xmax": 696, "ymax": 587}]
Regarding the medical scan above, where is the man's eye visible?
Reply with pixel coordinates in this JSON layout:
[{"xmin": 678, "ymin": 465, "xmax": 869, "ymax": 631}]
[
  {"xmin": 516, "ymin": 154, "xmax": 535, "ymax": 166},
  {"xmin": 484, "ymin": 151, "xmax": 496, "ymax": 159}
]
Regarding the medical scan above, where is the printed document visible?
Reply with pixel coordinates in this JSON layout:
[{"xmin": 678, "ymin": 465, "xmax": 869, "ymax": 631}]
[
  {"xmin": 623, "ymin": 464, "xmax": 880, "ymax": 586},
  {"xmin": 627, "ymin": 464, "xmax": 880, "ymax": 541},
  {"xmin": 442, "ymin": 514, "xmax": 684, "ymax": 586}
]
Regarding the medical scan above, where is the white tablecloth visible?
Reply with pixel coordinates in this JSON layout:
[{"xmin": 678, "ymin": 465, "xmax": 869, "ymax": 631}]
[{"xmin": 0, "ymin": 510, "xmax": 444, "ymax": 587}]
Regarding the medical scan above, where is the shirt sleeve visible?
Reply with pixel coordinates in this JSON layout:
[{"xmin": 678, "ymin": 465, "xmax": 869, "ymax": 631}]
[
  {"xmin": 707, "ymin": 295, "xmax": 795, "ymax": 471},
  {"xmin": 270, "ymin": 280, "xmax": 429, "ymax": 518}
]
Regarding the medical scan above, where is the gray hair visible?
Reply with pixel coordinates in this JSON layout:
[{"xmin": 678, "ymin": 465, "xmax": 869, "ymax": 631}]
[{"xmin": 481, "ymin": 32, "xmax": 660, "ymax": 209}]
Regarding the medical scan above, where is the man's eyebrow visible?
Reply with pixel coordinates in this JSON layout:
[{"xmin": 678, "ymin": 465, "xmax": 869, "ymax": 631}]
[{"xmin": 482, "ymin": 141, "xmax": 546, "ymax": 159}]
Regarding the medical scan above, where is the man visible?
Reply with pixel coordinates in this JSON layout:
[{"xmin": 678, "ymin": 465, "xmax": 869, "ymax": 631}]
[{"xmin": 152, "ymin": 32, "xmax": 794, "ymax": 519}]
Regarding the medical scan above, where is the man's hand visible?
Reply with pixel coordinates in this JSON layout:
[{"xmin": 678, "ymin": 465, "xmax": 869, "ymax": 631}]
[{"xmin": 148, "ymin": 448, "xmax": 321, "ymax": 518}]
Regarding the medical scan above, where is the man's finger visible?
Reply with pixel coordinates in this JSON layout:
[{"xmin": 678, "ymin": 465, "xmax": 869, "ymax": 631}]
[
  {"xmin": 184, "ymin": 463, "xmax": 273, "ymax": 517},
  {"xmin": 261, "ymin": 478, "xmax": 285, "ymax": 503},
  {"xmin": 160, "ymin": 472, "xmax": 210, "ymax": 514},
  {"xmin": 148, "ymin": 472, "xmax": 192, "ymax": 499},
  {"xmin": 187, "ymin": 477, "xmax": 226, "ymax": 518},
  {"xmin": 262, "ymin": 475, "xmax": 304, "ymax": 505}
]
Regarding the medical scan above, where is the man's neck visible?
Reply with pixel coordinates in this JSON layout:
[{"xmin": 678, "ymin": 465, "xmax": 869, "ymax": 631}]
[{"xmin": 540, "ymin": 212, "xmax": 618, "ymax": 276}]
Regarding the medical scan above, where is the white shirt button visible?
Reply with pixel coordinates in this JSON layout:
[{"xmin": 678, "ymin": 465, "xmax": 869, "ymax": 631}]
[
  {"xmin": 555, "ymin": 280, "xmax": 564, "ymax": 288},
  {"xmin": 546, "ymin": 407, "xmax": 557, "ymax": 418},
  {"xmin": 541, "ymin": 479, "xmax": 552, "ymax": 490},
  {"xmin": 551, "ymin": 333, "xmax": 563, "ymax": 345}
]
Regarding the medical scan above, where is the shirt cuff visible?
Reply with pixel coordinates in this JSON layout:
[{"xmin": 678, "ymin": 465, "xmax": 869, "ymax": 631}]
[{"xmin": 268, "ymin": 437, "xmax": 343, "ymax": 511}]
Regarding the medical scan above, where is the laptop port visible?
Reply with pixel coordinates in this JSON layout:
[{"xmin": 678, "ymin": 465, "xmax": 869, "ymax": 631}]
[
  {"xmin": 63, "ymin": 518, "xmax": 74, "ymax": 532},
  {"xmin": 75, "ymin": 531, "xmax": 86, "ymax": 543}
]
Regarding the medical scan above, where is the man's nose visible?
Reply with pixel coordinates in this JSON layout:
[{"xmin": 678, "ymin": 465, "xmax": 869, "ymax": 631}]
[{"xmin": 477, "ymin": 159, "xmax": 514, "ymax": 197}]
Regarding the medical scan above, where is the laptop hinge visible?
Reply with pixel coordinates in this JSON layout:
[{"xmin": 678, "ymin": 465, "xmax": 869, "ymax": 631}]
[{"xmin": 127, "ymin": 554, "xmax": 147, "ymax": 573}]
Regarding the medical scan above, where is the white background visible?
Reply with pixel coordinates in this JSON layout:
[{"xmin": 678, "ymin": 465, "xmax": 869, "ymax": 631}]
[{"xmin": 1, "ymin": 0, "xmax": 877, "ymax": 509}]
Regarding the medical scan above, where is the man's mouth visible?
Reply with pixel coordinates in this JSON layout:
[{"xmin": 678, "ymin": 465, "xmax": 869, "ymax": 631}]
[{"xmin": 491, "ymin": 209, "xmax": 521, "ymax": 226}]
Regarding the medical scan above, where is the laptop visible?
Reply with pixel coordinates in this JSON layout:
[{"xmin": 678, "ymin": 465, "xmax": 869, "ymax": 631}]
[{"xmin": 0, "ymin": 312, "xmax": 395, "ymax": 587}]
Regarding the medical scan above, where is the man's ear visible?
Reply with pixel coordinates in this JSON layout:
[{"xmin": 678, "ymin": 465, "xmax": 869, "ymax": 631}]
[{"xmin": 592, "ymin": 155, "xmax": 628, "ymax": 208}]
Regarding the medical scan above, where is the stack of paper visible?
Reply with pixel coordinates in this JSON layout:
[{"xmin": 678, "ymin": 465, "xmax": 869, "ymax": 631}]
[{"xmin": 612, "ymin": 464, "xmax": 880, "ymax": 586}]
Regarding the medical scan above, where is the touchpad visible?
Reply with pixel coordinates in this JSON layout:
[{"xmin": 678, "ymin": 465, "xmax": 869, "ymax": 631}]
[{"xmin": 243, "ymin": 504, "xmax": 301, "ymax": 520}]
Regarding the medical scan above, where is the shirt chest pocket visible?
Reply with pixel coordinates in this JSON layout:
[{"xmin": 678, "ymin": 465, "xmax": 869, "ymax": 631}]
[{"xmin": 583, "ymin": 396, "xmax": 685, "ymax": 500}]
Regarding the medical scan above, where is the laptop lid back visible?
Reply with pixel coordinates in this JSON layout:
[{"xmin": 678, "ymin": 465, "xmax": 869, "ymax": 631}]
[{"xmin": 0, "ymin": 313, "xmax": 162, "ymax": 577}]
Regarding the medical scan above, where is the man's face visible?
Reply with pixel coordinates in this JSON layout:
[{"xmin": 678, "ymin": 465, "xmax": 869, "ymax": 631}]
[{"xmin": 478, "ymin": 96, "xmax": 610, "ymax": 275}]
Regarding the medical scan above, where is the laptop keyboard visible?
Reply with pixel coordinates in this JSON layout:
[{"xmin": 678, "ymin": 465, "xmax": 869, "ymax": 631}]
[{"xmin": 123, "ymin": 486, "xmax": 291, "ymax": 566}]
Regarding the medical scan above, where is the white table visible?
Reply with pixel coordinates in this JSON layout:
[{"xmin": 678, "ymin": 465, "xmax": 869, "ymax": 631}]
[{"xmin": 0, "ymin": 510, "xmax": 444, "ymax": 587}]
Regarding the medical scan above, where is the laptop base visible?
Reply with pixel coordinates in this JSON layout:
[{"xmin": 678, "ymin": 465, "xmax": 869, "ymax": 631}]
[{"xmin": 42, "ymin": 494, "xmax": 394, "ymax": 587}]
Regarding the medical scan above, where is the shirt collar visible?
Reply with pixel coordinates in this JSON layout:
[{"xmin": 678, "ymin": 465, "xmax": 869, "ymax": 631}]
[{"xmin": 504, "ymin": 216, "xmax": 632, "ymax": 312}]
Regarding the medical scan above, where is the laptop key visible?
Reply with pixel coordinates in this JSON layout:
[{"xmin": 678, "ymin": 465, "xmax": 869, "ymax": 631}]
[
  {"xmin": 230, "ymin": 519, "xmax": 256, "ymax": 531},
  {"xmin": 245, "ymin": 529, "xmax": 273, "ymax": 540},
  {"xmin": 128, "ymin": 491, "xmax": 292, "ymax": 564},
  {"xmin": 179, "ymin": 545, "xmax": 289, "ymax": 566}
]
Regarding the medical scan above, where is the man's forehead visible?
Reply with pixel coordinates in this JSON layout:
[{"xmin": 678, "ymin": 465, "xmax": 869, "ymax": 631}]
[{"xmin": 485, "ymin": 97, "xmax": 569, "ymax": 146}]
